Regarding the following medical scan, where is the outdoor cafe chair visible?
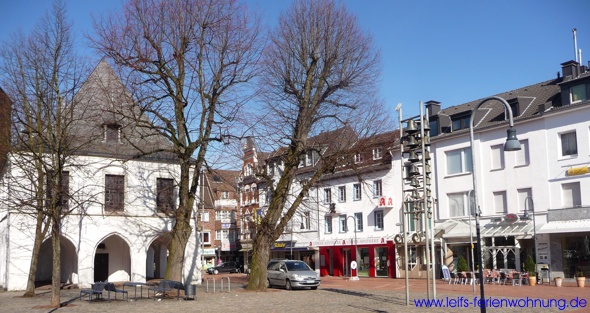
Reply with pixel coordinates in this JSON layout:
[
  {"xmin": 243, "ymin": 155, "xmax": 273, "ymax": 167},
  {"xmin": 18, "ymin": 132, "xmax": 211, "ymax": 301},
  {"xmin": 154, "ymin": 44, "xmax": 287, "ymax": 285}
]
[
  {"xmin": 105, "ymin": 282, "xmax": 129, "ymax": 301},
  {"xmin": 80, "ymin": 282, "xmax": 106, "ymax": 301},
  {"xmin": 511, "ymin": 272, "xmax": 522, "ymax": 286}
]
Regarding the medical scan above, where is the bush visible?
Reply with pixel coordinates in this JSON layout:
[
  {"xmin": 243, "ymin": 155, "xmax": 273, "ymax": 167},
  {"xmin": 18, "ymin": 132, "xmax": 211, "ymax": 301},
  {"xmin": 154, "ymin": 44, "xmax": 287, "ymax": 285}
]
[
  {"xmin": 456, "ymin": 255, "xmax": 468, "ymax": 272},
  {"xmin": 523, "ymin": 255, "xmax": 535, "ymax": 276}
]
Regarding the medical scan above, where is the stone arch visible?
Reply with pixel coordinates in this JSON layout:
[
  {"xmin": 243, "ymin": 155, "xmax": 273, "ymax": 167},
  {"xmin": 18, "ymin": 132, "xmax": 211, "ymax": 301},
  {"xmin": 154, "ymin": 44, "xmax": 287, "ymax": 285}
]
[
  {"xmin": 146, "ymin": 232, "xmax": 172, "ymax": 279},
  {"xmin": 94, "ymin": 233, "xmax": 131, "ymax": 282},
  {"xmin": 35, "ymin": 235, "xmax": 78, "ymax": 286}
]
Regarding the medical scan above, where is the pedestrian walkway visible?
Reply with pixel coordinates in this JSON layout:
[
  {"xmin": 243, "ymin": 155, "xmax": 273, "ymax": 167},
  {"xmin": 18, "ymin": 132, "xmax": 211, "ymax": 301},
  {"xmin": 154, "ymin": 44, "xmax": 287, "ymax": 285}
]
[{"xmin": 0, "ymin": 275, "xmax": 587, "ymax": 312}]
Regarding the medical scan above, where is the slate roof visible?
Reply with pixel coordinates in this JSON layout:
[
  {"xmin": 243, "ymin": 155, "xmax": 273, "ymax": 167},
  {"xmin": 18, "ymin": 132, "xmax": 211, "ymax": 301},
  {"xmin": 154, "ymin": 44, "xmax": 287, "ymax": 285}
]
[
  {"xmin": 71, "ymin": 59, "xmax": 176, "ymax": 161},
  {"xmin": 431, "ymin": 77, "xmax": 562, "ymax": 139}
]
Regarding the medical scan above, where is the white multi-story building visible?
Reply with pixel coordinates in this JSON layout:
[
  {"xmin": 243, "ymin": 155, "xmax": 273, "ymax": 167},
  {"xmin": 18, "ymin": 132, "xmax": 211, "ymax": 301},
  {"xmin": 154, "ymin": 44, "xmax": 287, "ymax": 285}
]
[
  {"xmin": 428, "ymin": 59, "xmax": 590, "ymax": 279},
  {"xmin": 239, "ymin": 127, "xmax": 404, "ymax": 278},
  {"xmin": 0, "ymin": 60, "xmax": 203, "ymax": 290},
  {"xmin": 245, "ymin": 58, "xmax": 590, "ymax": 282}
]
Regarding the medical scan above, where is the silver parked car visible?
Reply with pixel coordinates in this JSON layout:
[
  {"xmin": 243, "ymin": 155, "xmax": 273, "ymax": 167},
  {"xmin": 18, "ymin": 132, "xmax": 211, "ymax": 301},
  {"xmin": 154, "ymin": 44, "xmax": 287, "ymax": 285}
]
[{"xmin": 267, "ymin": 259, "xmax": 320, "ymax": 290}]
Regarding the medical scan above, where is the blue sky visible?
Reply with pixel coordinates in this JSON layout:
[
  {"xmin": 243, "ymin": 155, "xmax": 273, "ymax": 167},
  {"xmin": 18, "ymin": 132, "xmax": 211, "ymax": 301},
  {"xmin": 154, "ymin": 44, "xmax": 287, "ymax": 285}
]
[{"xmin": 2, "ymin": 0, "xmax": 590, "ymax": 119}]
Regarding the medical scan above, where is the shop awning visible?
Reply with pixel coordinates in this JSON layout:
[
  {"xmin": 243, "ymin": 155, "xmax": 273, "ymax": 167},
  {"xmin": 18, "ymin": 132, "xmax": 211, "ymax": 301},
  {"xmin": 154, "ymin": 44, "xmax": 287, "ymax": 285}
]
[
  {"xmin": 480, "ymin": 221, "xmax": 534, "ymax": 239},
  {"xmin": 537, "ymin": 219, "xmax": 590, "ymax": 234},
  {"xmin": 436, "ymin": 219, "xmax": 474, "ymax": 239}
]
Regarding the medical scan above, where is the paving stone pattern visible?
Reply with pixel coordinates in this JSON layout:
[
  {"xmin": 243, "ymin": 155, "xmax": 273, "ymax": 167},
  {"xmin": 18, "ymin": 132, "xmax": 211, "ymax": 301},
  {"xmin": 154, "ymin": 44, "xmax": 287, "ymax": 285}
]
[{"xmin": 0, "ymin": 275, "xmax": 588, "ymax": 313}]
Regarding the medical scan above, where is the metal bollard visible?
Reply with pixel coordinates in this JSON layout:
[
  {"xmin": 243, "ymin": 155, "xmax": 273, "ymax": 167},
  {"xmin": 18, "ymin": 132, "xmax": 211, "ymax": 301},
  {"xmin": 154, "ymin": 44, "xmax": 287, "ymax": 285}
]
[
  {"xmin": 206, "ymin": 277, "xmax": 216, "ymax": 293},
  {"xmin": 221, "ymin": 277, "xmax": 230, "ymax": 293}
]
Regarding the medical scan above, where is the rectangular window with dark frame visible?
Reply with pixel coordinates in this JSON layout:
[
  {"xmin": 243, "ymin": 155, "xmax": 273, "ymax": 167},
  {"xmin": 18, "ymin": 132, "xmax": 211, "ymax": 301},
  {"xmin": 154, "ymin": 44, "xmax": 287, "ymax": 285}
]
[
  {"xmin": 325, "ymin": 216, "xmax": 333, "ymax": 234},
  {"xmin": 105, "ymin": 174, "xmax": 124, "ymax": 211},
  {"xmin": 560, "ymin": 131, "xmax": 578, "ymax": 156},
  {"xmin": 46, "ymin": 171, "xmax": 69, "ymax": 210},
  {"xmin": 157, "ymin": 178, "xmax": 175, "ymax": 213},
  {"xmin": 374, "ymin": 210, "xmax": 384, "ymax": 230}
]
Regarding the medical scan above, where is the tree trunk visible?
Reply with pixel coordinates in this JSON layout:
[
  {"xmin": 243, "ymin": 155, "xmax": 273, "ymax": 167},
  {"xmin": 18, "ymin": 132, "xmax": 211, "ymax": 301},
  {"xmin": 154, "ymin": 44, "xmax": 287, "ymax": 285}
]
[
  {"xmin": 165, "ymin": 217, "xmax": 191, "ymax": 281},
  {"xmin": 246, "ymin": 224, "xmax": 275, "ymax": 290},
  {"xmin": 50, "ymin": 216, "xmax": 61, "ymax": 308},
  {"xmin": 23, "ymin": 210, "xmax": 48, "ymax": 297}
]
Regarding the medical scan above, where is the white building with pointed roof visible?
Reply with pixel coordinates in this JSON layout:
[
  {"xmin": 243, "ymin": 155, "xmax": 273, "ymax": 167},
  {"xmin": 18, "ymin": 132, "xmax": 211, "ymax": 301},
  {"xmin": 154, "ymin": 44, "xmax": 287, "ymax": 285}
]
[{"xmin": 0, "ymin": 60, "xmax": 203, "ymax": 290}]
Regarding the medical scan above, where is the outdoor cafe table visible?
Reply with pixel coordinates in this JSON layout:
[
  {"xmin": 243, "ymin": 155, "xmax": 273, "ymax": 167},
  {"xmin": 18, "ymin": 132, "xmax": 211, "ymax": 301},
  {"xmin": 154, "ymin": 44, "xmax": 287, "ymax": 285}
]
[{"xmin": 122, "ymin": 282, "xmax": 153, "ymax": 301}]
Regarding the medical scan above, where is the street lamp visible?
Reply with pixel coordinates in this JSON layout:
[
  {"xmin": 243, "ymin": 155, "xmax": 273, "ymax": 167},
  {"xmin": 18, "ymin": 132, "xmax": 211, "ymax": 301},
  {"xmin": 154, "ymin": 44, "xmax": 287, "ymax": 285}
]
[
  {"xmin": 469, "ymin": 96, "xmax": 521, "ymax": 313},
  {"xmin": 346, "ymin": 215, "xmax": 359, "ymax": 281},
  {"xmin": 200, "ymin": 167, "xmax": 205, "ymax": 280},
  {"xmin": 523, "ymin": 196, "xmax": 537, "ymax": 282}
]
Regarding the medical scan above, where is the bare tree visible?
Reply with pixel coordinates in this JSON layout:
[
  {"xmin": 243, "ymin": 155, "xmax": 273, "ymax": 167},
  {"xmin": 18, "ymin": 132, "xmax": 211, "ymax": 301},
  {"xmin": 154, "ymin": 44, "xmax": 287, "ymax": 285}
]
[
  {"xmin": 0, "ymin": 0, "xmax": 94, "ymax": 307},
  {"xmin": 247, "ymin": 0, "xmax": 386, "ymax": 290},
  {"xmin": 90, "ymin": 0, "xmax": 262, "ymax": 281}
]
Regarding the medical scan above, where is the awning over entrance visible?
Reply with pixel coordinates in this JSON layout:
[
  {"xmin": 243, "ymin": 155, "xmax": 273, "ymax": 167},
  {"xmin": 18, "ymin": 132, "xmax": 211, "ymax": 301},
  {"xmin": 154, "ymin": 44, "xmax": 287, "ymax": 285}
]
[
  {"xmin": 436, "ymin": 219, "xmax": 474, "ymax": 239},
  {"xmin": 480, "ymin": 220, "xmax": 534, "ymax": 239},
  {"xmin": 537, "ymin": 219, "xmax": 590, "ymax": 234}
]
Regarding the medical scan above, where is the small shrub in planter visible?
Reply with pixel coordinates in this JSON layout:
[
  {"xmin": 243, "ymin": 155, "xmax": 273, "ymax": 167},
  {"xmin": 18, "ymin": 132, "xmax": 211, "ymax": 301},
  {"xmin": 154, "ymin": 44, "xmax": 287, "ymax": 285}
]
[{"xmin": 456, "ymin": 255, "xmax": 468, "ymax": 272}]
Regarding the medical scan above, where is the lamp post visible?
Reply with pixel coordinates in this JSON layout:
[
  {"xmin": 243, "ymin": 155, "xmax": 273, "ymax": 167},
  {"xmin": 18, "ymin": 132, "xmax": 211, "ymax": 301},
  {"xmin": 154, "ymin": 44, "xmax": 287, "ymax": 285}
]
[
  {"xmin": 467, "ymin": 190, "xmax": 476, "ymax": 293},
  {"xmin": 200, "ymin": 167, "xmax": 205, "ymax": 279},
  {"xmin": 346, "ymin": 215, "xmax": 359, "ymax": 281},
  {"xmin": 469, "ymin": 96, "xmax": 521, "ymax": 313},
  {"xmin": 523, "ymin": 196, "xmax": 537, "ymax": 282}
]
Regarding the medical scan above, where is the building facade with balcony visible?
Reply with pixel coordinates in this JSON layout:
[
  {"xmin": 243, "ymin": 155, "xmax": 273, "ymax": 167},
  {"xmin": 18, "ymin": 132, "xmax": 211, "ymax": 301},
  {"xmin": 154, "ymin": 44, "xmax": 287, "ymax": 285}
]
[{"xmin": 426, "ymin": 59, "xmax": 590, "ymax": 279}]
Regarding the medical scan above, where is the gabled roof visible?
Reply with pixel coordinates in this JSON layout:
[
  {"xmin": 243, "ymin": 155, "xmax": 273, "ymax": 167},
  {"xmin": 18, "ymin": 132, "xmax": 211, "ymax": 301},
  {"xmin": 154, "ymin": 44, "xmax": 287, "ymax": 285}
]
[
  {"xmin": 266, "ymin": 125, "xmax": 359, "ymax": 161},
  {"xmin": 71, "ymin": 59, "xmax": 175, "ymax": 161},
  {"xmin": 208, "ymin": 169, "xmax": 239, "ymax": 193}
]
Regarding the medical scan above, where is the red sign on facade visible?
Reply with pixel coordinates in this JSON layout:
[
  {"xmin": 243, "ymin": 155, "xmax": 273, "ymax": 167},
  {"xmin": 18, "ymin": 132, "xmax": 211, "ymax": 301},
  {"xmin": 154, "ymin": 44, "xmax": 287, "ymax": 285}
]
[{"xmin": 378, "ymin": 196, "xmax": 393, "ymax": 207}]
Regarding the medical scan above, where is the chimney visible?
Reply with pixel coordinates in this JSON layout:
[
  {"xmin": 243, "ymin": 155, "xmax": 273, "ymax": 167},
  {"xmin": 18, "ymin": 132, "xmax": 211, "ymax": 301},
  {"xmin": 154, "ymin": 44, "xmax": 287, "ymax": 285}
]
[
  {"xmin": 425, "ymin": 100, "xmax": 441, "ymax": 117},
  {"xmin": 561, "ymin": 60, "xmax": 579, "ymax": 79}
]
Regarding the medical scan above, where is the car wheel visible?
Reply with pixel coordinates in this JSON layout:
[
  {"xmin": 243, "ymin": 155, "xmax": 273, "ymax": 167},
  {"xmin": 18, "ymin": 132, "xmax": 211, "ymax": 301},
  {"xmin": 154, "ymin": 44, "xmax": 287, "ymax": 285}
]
[
  {"xmin": 266, "ymin": 278, "xmax": 271, "ymax": 288},
  {"xmin": 214, "ymin": 269, "xmax": 219, "ymax": 275},
  {"xmin": 311, "ymin": 286, "xmax": 318, "ymax": 290},
  {"xmin": 285, "ymin": 280, "xmax": 292, "ymax": 290}
]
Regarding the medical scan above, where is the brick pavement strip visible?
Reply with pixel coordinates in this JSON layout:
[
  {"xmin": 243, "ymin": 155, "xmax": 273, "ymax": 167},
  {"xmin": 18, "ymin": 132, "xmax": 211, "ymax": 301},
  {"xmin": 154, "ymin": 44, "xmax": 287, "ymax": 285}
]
[{"xmin": 0, "ymin": 276, "xmax": 588, "ymax": 313}]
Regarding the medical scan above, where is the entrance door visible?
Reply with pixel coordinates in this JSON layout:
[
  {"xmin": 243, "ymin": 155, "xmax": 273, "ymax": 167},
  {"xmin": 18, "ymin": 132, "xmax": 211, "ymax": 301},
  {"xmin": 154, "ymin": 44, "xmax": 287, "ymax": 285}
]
[
  {"xmin": 375, "ymin": 247, "xmax": 388, "ymax": 277},
  {"xmin": 343, "ymin": 249, "xmax": 351, "ymax": 276},
  {"xmin": 94, "ymin": 253, "xmax": 109, "ymax": 282}
]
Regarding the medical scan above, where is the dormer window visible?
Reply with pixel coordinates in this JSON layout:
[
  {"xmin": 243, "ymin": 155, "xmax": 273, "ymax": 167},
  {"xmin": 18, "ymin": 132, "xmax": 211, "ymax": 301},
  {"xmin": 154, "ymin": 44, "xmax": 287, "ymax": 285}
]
[
  {"xmin": 451, "ymin": 114, "xmax": 470, "ymax": 131},
  {"xmin": 104, "ymin": 124, "xmax": 121, "ymax": 144},
  {"xmin": 570, "ymin": 84, "xmax": 587, "ymax": 104},
  {"xmin": 508, "ymin": 98, "xmax": 520, "ymax": 117},
  {"xmin": 372, "ymin": 147, "xmax": 383, "ymax": 160},
  {"xmin": 354, "ymin": 153, "xmax": 363, "ymax": 164}
]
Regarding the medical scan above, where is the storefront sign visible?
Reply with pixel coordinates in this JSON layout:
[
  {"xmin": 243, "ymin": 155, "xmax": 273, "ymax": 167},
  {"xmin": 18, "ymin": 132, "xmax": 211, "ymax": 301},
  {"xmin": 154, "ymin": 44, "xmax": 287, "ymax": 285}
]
[
  {"xmin": 309, "ymin": 237, "xmax": 385, "ymax": 247},
  {"xmin": 567, "ymin": 166, "xmax": 589, "ymax": 176},
  {"xmin": 198, "ymin": 248, "xmax": 217, "ymax": 255},
  {"xmin": 378, "ymin": 196, "xmax": 394, "ymax": 208},
  {"xmin": 503, "ymin": 213, "xmax": 519, "ymax": 223},
  {"xmin": 273, "ymin": 241, "xmax": 295, "ymax": 249}
]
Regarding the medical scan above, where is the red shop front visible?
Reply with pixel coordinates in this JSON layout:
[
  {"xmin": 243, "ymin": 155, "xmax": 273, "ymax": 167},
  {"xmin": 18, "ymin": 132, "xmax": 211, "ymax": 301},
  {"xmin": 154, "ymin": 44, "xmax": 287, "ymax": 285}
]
[{"xmin": 309, "ymin": 237, "xmax": 396, "ymax": 278}]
